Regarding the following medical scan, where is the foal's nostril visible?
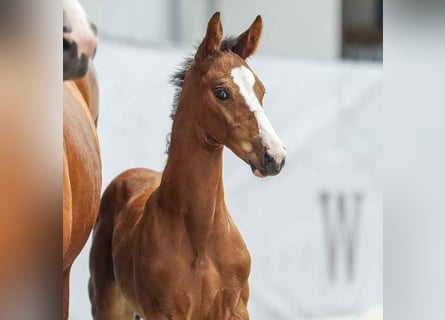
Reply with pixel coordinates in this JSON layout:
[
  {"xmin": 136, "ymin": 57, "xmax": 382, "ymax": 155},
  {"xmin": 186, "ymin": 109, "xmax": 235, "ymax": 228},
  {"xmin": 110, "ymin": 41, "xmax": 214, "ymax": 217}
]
[{"xmin": 262, "ymin": 151, "xmax": 277, "ymax": 173}]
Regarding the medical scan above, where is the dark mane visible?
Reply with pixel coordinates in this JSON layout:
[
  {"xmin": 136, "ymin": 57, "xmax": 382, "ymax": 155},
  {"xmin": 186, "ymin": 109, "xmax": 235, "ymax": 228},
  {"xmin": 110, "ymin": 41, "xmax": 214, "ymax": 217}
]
[{"xmin": 166, "ymin": 36, "xmax": 239, "ymax": 153}]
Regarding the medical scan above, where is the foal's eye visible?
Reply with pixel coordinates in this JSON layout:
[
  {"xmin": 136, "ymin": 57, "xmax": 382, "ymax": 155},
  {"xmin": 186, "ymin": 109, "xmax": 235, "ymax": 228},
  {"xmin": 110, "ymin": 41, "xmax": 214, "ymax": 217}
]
[{"xmin": 214, "ymin": 88, "xmax": 229, "ymax": 101}]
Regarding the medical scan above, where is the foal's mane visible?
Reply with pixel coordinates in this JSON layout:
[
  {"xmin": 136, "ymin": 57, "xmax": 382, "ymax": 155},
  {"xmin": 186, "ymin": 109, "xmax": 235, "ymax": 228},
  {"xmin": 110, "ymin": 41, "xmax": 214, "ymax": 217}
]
[{"xmin": 166, "ymin": 37, "xmax": 239, "ymax": 153}]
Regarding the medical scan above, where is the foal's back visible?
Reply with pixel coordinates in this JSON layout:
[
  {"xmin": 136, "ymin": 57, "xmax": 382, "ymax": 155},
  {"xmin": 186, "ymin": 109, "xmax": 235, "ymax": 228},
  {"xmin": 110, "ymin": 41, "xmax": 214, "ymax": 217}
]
[
  {"xmin": 100, "ymin": 168, "xmax": 161, "ymax": 232},
  {"xmin": 89, "ymin": 168, "xmax": 161, "ymax": 319}
]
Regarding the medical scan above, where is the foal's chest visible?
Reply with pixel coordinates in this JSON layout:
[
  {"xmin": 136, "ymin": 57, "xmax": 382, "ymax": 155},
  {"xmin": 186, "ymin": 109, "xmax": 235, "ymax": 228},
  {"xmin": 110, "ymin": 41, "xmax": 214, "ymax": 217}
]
[
  {"xmin": 136, "ymin": 220, "xmax": 251, "ymax": 319},
  {"xmin": 153, "ymin": 254, "xmax": 250, "ymax": 319}
]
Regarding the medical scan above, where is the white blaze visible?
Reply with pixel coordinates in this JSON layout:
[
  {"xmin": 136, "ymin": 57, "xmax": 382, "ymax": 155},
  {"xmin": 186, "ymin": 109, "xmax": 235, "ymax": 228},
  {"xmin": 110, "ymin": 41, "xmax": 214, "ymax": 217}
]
[{"xmin": 231, "ymin": 66, "xmax": 286, "ymax": 157}]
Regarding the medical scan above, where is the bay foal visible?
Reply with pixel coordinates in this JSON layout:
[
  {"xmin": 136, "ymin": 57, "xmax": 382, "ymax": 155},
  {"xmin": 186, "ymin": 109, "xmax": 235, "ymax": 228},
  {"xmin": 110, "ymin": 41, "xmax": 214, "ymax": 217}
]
[{"xmin": 89, "ymin": 13, "xmax": 286, "ymax": 319}]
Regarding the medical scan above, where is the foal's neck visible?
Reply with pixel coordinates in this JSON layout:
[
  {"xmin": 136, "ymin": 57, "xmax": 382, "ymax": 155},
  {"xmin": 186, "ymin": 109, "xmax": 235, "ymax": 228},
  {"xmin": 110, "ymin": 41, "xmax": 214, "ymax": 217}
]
[{"xmin": 158, "ymin": 104, "xmax": 226, "ymax": 233}]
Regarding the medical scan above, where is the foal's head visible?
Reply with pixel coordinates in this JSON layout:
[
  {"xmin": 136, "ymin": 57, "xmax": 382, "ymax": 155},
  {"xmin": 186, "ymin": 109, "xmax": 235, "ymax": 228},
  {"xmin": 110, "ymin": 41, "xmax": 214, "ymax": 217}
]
[{"xmin": 179, "ymin": 13, "xmax": 286, "ymax": 177}]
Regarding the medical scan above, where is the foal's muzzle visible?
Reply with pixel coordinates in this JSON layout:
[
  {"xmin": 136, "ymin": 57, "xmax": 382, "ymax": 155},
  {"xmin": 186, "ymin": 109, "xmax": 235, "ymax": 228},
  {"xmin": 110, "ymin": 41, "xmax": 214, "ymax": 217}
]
[
  {"xmin": 262, "ymin": 149, "xmax": 285, "ymax": 175},
  {"xmin": 261, "ymin": 147, "xmax": 286, "ymax": 176},
  {"xmin": 250, "ymin": 145, "xmax": 286, "ymax": 178}
]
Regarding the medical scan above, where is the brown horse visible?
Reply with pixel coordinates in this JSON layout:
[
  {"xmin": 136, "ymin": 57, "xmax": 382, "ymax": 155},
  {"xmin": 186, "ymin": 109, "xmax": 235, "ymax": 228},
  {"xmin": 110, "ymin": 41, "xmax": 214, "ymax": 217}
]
[
  {"xmin": 89, "ymin": 12, "xmax": 285, "ymax": 320},
  {"xmin": 63, "ymin": 1, "xmax": 101, "ymax": 319},
  {"xmin": 63, "ymin": 70, "xmax": 101, "ymax": 320}
]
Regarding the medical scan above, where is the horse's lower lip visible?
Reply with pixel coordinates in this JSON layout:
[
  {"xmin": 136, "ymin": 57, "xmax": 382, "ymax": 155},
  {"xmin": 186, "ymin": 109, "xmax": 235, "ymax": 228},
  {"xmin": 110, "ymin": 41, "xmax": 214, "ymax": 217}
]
[
  {"xmin": 253, "ymin": 169, "xmax": 266, "ymax": 178},
  {"xmin": 249, "ymin": 161, "xmax": 266, "ymax": 178}
]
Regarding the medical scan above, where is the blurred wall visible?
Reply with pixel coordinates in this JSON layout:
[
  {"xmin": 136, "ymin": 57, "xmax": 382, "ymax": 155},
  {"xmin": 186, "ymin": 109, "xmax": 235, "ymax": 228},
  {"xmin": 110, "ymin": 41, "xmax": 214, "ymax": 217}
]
[
  {"xmin": 79, "ymin": 0, "xmax": 170, "ymax": 45},
  {"xmin": 80, "ymin": 0, "xmax": 342, "ymax": 59},
  {"xmin": 343, "ymin": 0, "xmax": 378, "ymax": 29}
]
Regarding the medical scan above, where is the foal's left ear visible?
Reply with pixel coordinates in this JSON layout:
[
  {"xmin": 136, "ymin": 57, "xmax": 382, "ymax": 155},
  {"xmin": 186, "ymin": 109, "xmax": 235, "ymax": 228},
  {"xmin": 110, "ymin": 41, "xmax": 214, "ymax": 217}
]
[
  {"xmin": 233, "ymin": 15, "xmax": 263, "ymax": 59},
  {"xmin": 195, "ymin": 12, "xmax": 223, "ymax": 61}
]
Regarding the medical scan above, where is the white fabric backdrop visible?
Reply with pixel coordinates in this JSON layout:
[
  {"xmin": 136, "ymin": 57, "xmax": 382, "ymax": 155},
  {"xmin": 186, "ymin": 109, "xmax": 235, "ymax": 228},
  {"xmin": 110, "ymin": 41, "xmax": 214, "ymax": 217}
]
[{"xmin": 70, "ymin": 40, "xmax": 382, "ymax": 319}]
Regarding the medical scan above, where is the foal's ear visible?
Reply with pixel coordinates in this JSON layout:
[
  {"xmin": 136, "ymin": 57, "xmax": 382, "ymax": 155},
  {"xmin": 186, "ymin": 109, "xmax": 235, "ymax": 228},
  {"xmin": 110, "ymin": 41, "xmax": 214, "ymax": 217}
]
[
  {"xmin": 233, "ymin": 15, "xmax": 263, "ymax": 59},
  {"xmin": 195, "ymin": 12, "xmax": 223, "ymax": 61}
]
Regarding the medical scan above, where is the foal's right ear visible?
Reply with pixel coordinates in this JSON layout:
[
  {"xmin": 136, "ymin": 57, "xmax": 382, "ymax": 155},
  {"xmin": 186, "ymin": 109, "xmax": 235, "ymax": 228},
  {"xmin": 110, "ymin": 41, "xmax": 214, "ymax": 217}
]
[{"xmin": 195, "ymin": 12, "xmax": 223, "ymax": 62}]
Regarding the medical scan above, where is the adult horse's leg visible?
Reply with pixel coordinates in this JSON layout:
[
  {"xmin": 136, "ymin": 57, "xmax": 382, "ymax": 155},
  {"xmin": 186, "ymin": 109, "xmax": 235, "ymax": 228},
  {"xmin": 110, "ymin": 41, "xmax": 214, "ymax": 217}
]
[
  {"xmin": 89, "ymin": 186, "xmax": 133, "ymax": 320},
  {"xmin": 63, "ymin": 267, "xmax": 71, "ymax": 320}
]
